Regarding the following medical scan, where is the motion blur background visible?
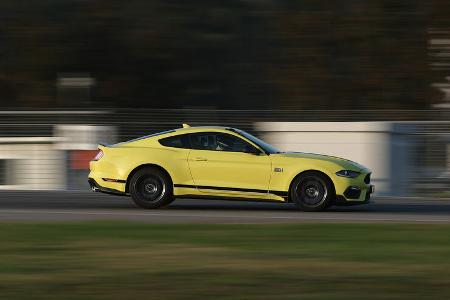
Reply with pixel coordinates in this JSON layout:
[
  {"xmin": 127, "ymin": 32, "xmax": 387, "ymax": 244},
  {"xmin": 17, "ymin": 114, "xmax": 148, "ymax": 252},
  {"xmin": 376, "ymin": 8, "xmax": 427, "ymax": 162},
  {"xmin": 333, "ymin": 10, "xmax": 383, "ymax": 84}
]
[{"xmin": 1, "ymin": 0, "xmax": 450, "ymax": 196}]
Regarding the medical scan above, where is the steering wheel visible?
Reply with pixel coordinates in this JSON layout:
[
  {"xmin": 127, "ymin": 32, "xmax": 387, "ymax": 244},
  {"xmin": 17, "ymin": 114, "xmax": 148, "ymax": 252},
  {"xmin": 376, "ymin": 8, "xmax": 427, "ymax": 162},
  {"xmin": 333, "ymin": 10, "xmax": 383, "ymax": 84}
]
[{"xmin": 216, "ymin": 140, "xmax": 230, "ymax": 151}]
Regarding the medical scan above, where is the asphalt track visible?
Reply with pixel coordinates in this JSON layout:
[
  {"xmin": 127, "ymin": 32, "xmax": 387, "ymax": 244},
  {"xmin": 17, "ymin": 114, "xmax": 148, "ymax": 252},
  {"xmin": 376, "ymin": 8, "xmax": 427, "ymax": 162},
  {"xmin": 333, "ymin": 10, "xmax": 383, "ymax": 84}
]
[{"xmin": 0, "ymin": 191, "xmax": 449, "ymax": 223}]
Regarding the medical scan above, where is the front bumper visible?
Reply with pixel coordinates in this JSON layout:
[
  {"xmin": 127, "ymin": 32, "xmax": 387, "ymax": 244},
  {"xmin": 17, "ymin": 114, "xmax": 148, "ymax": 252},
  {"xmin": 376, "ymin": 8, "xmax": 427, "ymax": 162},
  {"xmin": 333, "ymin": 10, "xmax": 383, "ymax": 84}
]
[
  {"xmin": 343, "ymin": 184, "xmax": 374, "ymax": 199},
  {"xmin": 335, "ymin": 184, "xmax": 375, "ymax": 206}
]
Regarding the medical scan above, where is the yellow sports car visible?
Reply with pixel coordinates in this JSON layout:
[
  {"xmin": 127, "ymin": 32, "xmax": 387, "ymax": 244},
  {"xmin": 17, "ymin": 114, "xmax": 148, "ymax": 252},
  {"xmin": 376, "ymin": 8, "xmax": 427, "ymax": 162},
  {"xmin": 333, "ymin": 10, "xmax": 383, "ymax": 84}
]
[{"xmin": 88, "ymin": 124, "xmax": 374, "ymax": 211}]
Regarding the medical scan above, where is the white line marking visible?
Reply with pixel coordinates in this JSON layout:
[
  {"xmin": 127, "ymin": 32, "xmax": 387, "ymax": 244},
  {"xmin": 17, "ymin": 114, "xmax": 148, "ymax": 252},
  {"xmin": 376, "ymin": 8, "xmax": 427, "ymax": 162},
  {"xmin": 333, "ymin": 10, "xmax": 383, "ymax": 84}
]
[{"xmin": 0, "ymin": 209, "xmax": 449, "ymax": 223}]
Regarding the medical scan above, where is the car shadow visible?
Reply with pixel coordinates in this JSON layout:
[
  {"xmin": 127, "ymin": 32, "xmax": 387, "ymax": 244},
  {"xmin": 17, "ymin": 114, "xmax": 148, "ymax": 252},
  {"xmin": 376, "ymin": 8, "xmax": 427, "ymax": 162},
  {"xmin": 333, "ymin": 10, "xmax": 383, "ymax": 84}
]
[
  {"xmin": 1, "ymin": 191, "xmax": 449, "ymax": 215},
  {"xmin": 168, "ymin": 198, "xmax": 450, "ymax": 215}
]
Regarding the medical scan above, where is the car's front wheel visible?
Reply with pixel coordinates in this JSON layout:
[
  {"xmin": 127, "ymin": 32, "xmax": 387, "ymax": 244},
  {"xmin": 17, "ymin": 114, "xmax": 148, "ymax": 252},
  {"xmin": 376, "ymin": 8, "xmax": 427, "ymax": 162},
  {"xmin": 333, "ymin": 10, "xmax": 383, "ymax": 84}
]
[
  {"xmin": 290, "ymin": 171, "xmax": 334, "ymax": 212},
  {"xmin": 129, "ymin": 167, "xmax": 174, "ymax": 209}
]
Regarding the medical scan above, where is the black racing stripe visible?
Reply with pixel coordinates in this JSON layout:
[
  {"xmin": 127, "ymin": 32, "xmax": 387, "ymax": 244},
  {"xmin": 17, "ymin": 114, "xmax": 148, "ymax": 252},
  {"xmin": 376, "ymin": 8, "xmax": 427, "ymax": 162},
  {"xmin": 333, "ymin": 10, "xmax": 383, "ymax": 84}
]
[
  {"xmin": 174, "ymin": 184, "xmax": 288, "ymax": 197},
  {"xmin": 174, "ymin": 184, "xmax": 196, "ymax": 189},
  {"xmin": 199, "ymin": 185, "xmax": 267, "ymax": 193},
  {"xmin": 175, "ymin": 184, "xmax": 266, "ymax": 193}
]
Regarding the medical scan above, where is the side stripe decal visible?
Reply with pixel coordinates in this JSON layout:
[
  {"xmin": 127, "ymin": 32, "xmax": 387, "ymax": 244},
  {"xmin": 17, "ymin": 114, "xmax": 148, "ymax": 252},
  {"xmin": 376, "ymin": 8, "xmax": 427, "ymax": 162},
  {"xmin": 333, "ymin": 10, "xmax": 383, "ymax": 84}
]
[{"xmin": 174, "ymin": 184, "xmax": 288, "ymax": 198}]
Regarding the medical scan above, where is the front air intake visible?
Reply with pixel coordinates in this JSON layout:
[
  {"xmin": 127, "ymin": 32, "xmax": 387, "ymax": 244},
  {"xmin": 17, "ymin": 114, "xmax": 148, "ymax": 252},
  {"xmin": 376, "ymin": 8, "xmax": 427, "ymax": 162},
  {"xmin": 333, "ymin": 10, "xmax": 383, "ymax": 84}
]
[{"xmin": 364, "ymin": 173, "xmax": 371, "ymax": 184}]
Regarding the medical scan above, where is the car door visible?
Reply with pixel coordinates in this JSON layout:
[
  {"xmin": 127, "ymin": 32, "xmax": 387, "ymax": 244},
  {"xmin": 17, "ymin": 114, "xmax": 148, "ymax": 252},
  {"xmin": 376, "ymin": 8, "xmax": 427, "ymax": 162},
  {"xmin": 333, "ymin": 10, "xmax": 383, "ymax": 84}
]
[{"xmin": 187, "ymin": 132, "xmax": 271, "ymax": 198}]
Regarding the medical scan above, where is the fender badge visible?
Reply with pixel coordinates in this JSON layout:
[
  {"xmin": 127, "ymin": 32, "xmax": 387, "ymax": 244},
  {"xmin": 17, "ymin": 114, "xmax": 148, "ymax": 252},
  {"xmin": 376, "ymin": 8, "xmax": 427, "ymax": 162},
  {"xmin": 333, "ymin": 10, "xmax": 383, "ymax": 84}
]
[{"xmin": 274, "ymin": 167, "xmax": 283, "ymax": 172}]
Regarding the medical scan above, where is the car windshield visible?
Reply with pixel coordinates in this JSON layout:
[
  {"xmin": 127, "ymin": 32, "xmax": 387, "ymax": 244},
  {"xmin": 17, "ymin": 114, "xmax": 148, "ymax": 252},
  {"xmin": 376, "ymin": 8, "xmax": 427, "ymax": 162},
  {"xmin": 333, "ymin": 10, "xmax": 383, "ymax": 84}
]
[{"xmin": 231, "ymin": 128, "xmax": 282, "ymax": 154}]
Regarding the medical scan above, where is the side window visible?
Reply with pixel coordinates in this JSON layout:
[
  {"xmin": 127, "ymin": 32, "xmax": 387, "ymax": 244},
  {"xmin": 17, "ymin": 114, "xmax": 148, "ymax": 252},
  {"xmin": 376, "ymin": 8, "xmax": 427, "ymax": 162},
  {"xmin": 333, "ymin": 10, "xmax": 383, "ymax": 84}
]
[
  {"xmin": 189, "ymin": 132, "xmax": 258, "ymax": 153},
  {"xmin": 159, "ymin": 135, "xmax": 190, "ymax": 149},
  {"xmin": 189, "ymin": 133, "xmax": 217, "ymax": 151}
]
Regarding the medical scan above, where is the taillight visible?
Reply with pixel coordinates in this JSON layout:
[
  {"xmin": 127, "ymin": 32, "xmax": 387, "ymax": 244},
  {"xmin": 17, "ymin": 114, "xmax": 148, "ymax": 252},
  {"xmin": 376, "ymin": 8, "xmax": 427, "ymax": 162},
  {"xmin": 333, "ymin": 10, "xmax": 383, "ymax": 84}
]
[{"xmin": 92, "ymin": 149, "xmax": 104, "ymax": 161}]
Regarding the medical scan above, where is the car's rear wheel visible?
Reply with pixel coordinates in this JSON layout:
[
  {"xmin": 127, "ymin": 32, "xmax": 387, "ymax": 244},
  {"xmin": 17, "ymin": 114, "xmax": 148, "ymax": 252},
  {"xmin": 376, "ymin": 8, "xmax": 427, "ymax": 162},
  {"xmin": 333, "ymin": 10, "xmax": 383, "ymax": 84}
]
[
  {"xmin": 290, "ymin": 171, "xmax": 334, "ymax": 212},
  {"xmin": 129, "ymin": 167, "xmax": 174, "ymax": 209}
]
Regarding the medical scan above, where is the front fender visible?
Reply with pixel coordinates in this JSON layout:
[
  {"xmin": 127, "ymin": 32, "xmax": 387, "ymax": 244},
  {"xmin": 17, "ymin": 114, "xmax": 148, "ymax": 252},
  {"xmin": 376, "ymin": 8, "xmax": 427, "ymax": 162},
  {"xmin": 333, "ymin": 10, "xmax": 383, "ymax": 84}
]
[{"xmin": 268, "ymin": 158, "xmax": 341, "ymax": 193}]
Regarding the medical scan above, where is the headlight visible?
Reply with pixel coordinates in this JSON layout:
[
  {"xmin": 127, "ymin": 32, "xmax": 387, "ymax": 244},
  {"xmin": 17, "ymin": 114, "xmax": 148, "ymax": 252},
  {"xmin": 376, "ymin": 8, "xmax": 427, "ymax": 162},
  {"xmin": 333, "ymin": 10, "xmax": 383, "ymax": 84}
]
[{"xmin": 336, "ymin": 170, "xmax": 360, "ymax": 178}]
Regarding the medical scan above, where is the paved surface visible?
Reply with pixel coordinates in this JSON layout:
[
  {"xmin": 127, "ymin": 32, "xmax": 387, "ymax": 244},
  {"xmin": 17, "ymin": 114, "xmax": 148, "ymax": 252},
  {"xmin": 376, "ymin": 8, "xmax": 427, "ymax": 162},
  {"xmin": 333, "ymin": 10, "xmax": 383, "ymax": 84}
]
[{"xmin": 0, "ymin": 191, "xmax": 449, "ymax": 223}]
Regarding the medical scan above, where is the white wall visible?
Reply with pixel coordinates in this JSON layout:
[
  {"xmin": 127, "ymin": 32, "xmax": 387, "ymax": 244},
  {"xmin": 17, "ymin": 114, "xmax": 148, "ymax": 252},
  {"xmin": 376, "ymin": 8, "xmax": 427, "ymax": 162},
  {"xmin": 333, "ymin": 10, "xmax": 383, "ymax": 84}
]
[
  {"xmin": 0, "ymin": 125, "xmax": 118, "ymax": 191},
  {"xmin": 255, "ymin": 122, "xmax": 416, "ymax": 196},
  {"xmin": 0, "ymin": 138, "xmax": 65, "ymax": 190},
  {"xmin": 54, "ymin": 124, "xmax": 117, "ymax": 150}
]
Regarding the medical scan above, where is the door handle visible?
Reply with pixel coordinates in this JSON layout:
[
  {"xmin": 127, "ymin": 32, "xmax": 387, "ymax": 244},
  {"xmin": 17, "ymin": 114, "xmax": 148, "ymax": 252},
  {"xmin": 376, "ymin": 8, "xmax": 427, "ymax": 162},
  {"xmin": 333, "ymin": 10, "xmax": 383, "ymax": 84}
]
[{"xmin": 193, "ymin": 157, "xmax": 208, "ymax": 161}]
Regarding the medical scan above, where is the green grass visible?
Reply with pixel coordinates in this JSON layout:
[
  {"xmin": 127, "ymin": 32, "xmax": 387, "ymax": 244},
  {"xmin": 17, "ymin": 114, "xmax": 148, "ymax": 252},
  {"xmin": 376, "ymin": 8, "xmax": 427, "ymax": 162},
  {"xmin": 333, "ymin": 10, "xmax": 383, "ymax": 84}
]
[{"xmin": 0, "ymin": 222, "xmax": 450, "ymax": 300}]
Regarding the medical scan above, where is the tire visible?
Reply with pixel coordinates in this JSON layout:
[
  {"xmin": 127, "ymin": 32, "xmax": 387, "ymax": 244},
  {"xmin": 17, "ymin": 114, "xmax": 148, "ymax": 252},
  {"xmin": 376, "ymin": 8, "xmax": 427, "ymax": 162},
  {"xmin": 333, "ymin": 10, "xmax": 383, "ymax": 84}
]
[
  {"xmin": 290, "ymin": 171, "xmax": 334, "ymax": 212},
  {"xmin": 129, "ymin": 167, "xmax": 174, "ymax": 209}
]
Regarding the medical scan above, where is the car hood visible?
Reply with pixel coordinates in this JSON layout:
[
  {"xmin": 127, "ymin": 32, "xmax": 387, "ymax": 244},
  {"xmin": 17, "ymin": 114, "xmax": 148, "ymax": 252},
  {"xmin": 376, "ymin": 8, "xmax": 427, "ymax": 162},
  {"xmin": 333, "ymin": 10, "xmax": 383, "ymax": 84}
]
[{"xmin": 273, "ymin": 152, "xmax": 368, "ymax": 172}]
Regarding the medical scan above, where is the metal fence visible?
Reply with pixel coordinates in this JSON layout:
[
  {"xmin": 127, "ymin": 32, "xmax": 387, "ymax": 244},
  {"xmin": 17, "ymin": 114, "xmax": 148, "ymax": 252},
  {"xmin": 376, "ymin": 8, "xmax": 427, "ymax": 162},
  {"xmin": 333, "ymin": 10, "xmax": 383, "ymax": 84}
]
[
  {"xmin": 2, "ymin": 109, "xmax": 450, "ymax": 138},
  {"xmin": 0, "ymin": 109, "xmax": 449, "ymax": 197}
]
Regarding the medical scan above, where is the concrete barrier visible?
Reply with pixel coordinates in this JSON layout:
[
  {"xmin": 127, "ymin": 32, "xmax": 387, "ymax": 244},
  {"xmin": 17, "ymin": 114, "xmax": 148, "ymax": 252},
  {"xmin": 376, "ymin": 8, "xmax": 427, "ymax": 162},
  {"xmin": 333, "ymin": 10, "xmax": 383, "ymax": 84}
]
[
  {"xmin": 0, "ymin": 137, "xmax": 65, "ymax": 190},
  {"xmin": 0, "ymin": 125, "xmax": 117, "ymax": 191}
]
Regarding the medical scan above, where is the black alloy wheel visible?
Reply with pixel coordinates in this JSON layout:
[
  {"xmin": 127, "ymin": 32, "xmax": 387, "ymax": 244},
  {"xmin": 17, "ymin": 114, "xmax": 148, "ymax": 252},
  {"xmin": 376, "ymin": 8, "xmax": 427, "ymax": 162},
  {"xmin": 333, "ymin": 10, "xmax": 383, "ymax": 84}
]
[
  {"xmin": 129, "ymin": 167, "xmax": 174, "ymax": 209},
  {"xmin": 290, "ymin": 171, "xmax": 334, "ymax": 211}
]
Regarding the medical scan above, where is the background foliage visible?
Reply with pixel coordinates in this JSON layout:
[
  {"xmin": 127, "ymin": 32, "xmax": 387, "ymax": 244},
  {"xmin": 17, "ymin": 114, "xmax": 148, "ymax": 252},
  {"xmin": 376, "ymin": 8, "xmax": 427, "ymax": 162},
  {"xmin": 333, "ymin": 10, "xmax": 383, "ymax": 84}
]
[{"xmin": 0, "ymin": 0, "xmax": 449, "ymax": 109}]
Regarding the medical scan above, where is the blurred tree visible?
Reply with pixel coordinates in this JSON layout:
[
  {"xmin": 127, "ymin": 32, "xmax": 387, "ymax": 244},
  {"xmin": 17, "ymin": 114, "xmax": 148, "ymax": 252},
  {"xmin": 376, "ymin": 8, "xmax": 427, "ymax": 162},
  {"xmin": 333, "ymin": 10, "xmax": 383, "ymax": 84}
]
[
  {"xmin": 0, "ymin": 0, "xmax": 446, "ymax": 109},
  {"xmin": 271, "ymin": 0, "xmax": 430, "ymax": 109}
]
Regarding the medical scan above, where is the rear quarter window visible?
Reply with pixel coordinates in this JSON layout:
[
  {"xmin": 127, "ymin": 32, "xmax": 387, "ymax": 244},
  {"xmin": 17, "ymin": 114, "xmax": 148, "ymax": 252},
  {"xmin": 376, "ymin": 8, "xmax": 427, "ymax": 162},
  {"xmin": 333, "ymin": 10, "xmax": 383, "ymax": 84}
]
[{"xmin": 159, "ymin": 135, "xmax": 190, "ymax": 149}]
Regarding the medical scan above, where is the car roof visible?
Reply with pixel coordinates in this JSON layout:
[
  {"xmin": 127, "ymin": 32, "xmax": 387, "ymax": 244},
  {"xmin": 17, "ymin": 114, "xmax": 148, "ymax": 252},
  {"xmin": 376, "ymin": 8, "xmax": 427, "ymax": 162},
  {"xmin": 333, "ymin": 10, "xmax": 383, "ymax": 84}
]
[
  {"xmin": 172, "ymin": 126, "xmax": 234, "ymax": 134},
  {"xmin": 112, "ymin": 126, "xmax": 242, "ymax": 147}
]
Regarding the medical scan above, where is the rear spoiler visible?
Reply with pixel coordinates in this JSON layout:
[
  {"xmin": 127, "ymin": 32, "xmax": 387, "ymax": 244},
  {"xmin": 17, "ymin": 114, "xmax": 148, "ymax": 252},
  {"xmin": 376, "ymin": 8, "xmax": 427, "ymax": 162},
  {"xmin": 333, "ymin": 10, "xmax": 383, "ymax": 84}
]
[{"xmin": 98, "ymin": 143, "xmax": 108, "ymax": 151}]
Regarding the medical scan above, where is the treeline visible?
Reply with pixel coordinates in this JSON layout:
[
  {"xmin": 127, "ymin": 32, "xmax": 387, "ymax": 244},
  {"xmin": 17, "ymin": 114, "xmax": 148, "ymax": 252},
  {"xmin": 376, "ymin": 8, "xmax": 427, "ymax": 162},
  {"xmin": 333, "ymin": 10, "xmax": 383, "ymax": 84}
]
[{"xmin": 0, "ymin": 0, "xmax": 448, "ymax": 109}]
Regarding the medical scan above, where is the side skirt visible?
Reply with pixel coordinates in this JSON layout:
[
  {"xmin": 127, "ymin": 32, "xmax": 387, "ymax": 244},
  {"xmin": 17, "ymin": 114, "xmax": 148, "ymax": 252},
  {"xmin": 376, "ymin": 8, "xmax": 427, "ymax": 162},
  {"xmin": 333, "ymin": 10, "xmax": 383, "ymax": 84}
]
[
  {"xmin": 174, "ymin": 184, "xmax": 288, "ymax": 201},
  {"xmin": 175, "ymin": 194, "xmax": 287, "ymax": 203}
]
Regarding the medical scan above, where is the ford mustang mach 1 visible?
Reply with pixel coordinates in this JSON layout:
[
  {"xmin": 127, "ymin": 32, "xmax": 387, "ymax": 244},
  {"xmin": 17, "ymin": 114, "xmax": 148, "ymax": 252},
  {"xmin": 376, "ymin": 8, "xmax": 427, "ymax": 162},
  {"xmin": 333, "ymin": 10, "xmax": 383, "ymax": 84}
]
[{"xmin": 88, "ymin": 125, "xmax": 374, "ymax": 211}]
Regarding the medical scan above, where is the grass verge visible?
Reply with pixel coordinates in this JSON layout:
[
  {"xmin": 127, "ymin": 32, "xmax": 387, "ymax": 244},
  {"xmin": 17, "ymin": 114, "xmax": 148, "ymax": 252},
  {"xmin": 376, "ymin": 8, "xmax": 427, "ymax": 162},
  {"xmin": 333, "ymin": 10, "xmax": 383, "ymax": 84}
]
[{"xmin": 0, "ymin": 222, "xmax": 449, "ymax": 300}]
